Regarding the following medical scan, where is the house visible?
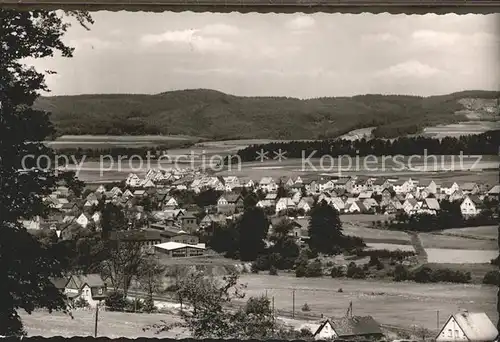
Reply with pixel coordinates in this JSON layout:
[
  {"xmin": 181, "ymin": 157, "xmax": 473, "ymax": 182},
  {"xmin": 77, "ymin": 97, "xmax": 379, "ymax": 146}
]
[
  {"xmin": 256, "ymin": 199, "xmax": 275, "ymax": 208},
  {"xmin": 222, "ymin": 176, "xmax": 240, "ymax": 190},
  {"xmin": 95, "ymin": 185, "xmax": 106, "ymax": 194},
  {"xmin": 217, "ymin": 193, "xmax": 244, "ymax": 214},
  {"xmin": 291, "ymin": 191, "xmax": 302, "ymax": 204},
  {"xmin": 441, "ymin": 181, "xmax": 460, "ymax": 196},
  {"xmin": 418, "ymin": 197, "xmax": 441, "ymax": 215},
  {"xmin": 436, "ymin": 311, "xmax": 498, "ymax": 342},
  {"xmin": 64, "ymin": 274, "xmax": 107, "ymax": 308},
  {"xmin": 333, "ymin": 178, "xmax": 353, "ymax": 193},
  {"xmin": 418, "ymin": 179, "xmax": 438, "ymax": 194},
  {"xmin": 460, "ymin": 195, "xmax": 485, "ymax": 217},
  {"xmin": 199, "ymin": 214, "xmax": 227, "ymax": 231},
  {"xmin": 180, "ymin": 212, "xmax": 199, "ymax": 233},
  {"xmin": 346, "ymin": 201, "xmax": 368, "ymax": 214},
  {"xmin": 110, "ymin": 230, "xmax": 162, "ymax": 254},
  {"xmin": 122, "ymin": 189, "xmax": 134, "ymax": 198},
  {"xmin": 461, "ymin": 182, "xmax": 480, "ymax": 195},
  {"xmin": 403, "ymin": 198, "xmax": 420, "ymax": 215},
  {"xmin": 297, "ymin": 197, "xmax": 314, "ymax": 213},
  {"xmin": 294, "ymin": 176, "xmax": 303, "ymax": 184},
  {"xmin": 487, "ymin": 185, "xmax": 500, "ymax": 198},
  {"xmin": 330, "ymin": 197, "xmax": 346, "ymax": 213},
  {"xmin": 75, "ymin": 213, "xmax": 92, "ymax": 228},
  {"xmin": 372, "ymin": 178, "xmax": 390, "ymax": 194},
  {"xmin": 163, "ymin": 196, "xmax": 178, "ymax": 210},
  {"xmin": 275, "ymin": 197, "xmax": 296, "ymax": 214},
  {"xmin": 357, "ymin": 191, "xmax": 373, "ymax": 200},
  {"xmin": 449, "ymin": 189, "xmax": 465, "ymax": 202},
  {"xmin": 141, "ymin": 179, "xmax": 156, "ymax": 188},
  {"xmin": 133, "ymin": 189, "xmax": 147, "ymax": 198},
  {"xmin": 391, "ymin": 179, "xmax": 413, "ymax": 194},
  {"xmin": 318, "ymin": 179, "xmax": 335, "ymax": 192},
  {"xmin": 258, "ymin": 177, "xmax": 277, "ymax": 193},
  {"xmin": 303, "ymin": 316, "xmax": 384, "ymax": 341},
  {"xmin": 126, "ymin": 173, "xmax": 142, "ymax": 187},
  {"xmin": 109, "ymin": 187, "xmax": 123, "ymax": 196},
  {"xmin": 362, "ymin": 198, "xmax": 379, "ymax": 212}
]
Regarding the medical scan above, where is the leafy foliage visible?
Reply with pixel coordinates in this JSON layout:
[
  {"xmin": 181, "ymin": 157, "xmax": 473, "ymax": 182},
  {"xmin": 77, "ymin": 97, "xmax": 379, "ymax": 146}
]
[{"xmin": 0, "ymin": 9, "xmax": 92, "ymax": 336}]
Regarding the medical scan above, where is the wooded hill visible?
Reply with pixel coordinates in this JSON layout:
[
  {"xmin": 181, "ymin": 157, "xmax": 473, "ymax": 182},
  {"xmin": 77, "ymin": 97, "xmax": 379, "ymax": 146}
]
[{"xmin": 34, "ymin": 89, "xmax": 500, "ymax": 140}]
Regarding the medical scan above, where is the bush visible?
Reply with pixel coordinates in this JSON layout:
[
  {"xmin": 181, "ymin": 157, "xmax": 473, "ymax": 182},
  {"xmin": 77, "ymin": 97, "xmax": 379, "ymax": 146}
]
[
  {"xmin": 105, "ymin": 291, "xmax": 128, "ymax": 312},
  {"xmin": 250, "ymin": 262, "xmax": 259, "ymax": 274},
  {"xmin": 483, "ymin": 270, "xmax": 500, "ymax": 285},
  {"xmin": 393, "ymin": 264, "xmax": 410, "ymax": 282},
  {"xmin": 305, "ymin": 260, "xmax": 323, "ymax": 278},
  {"xmin": 295, "ymin": 264, "xmax": 307, "ymax": 278},
  {"xmin": 74, "ymin": 297, "xmax": 89, "ymax": 308},
  {"xmin": 127, "ymin": 298, "xmax": 144, "ymax": 312},
  {"xmin": 346, "ymin": 262, "xmax": 366, "ymax": 279},
  {"xmin": 413, "ymin": 266, "xmax": 471, "ymax": 284},
  {"xmin": 330, "ymin": 266, "xmax": 344, "ymax": 278},
  {"xmin": 253, "ymin": 255, "xmax": 271, "ymax": 271},
  {"xmin": 301, "ymin": 303, "xmax": 311, "ymax": 312},
  {"xmin": 142, "ymin": 297, "xmax": 157, "ymax": 313},
  {"xmin": 355, "ymin": 248, "xmax": 415, "ymax": 260},
  {"xmin": 491, "ymin": 255, "xmax": 500, "ymax": 267},
  {"xmin": 269, "ymin": 266, "xmax": 278, "ymax": 276}
]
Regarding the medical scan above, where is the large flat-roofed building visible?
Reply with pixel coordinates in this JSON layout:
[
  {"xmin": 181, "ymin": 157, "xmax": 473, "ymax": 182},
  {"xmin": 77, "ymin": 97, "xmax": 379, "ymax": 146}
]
[{"xmin": 154, "ymin": 241, "xmax": 206, "ymax": 257}]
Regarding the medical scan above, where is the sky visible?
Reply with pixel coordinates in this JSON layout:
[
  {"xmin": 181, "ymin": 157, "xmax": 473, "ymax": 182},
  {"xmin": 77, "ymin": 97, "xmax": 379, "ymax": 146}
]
[{"xmin": 29, "ymin": 12, "xmax": 500, "ymax": 99}]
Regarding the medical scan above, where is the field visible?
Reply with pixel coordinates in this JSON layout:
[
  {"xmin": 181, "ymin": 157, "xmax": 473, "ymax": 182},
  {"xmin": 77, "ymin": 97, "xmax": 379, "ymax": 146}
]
[
  {"xmin": 419, "ymin": 233, "xmax": 498, "ymax": 250},
  {"xmin": 425, "ymin": 249, "xmax": 498, "ymax": 264},
  {"xmin": 422, "ymin": 263, "xmax": 498, "ymax": 284},
  {"xmin": 21, "ymin": 310, "xmax": 188, "ymax": 338},
  {"xmin": 420, "ymin": 121, "xmax": 500, "ymax": 139},
  {"xmin": 438, "ymin": 225, "xmax": 498, "ymax": 241},
  {"xmin": 237, "ymin": 274, "xmax": 498, "ymax": 331},
  {"xmin": 366, "ymin": 243, "xmax": 415, "ymax": 252},
  {"xmin": 47, "ymin": 134, "xmax": 203, "ymax": 149}
]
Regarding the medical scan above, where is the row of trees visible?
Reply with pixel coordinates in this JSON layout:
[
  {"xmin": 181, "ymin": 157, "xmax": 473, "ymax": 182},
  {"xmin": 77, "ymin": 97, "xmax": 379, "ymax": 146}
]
[{"xmin": 231, "ymin": 130, "xmax": 500, "ymax": 163}]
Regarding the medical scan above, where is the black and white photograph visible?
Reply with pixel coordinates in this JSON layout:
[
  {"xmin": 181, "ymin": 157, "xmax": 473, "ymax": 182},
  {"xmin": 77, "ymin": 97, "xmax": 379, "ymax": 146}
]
[{"xmin": 1, "ymin": 7, "xmax": 499, "ymax": 341}]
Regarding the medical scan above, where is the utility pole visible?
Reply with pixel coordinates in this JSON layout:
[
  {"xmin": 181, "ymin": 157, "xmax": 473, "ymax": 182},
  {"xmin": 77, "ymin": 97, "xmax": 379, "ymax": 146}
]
[
  {"xmin": 94, "ymin": 302, "xmax": 99, "ymax": 337},
  {"xmin": 292, "ymin": 289, "xmax": 295, "ymax": 318},
  {"xmin": 437, "ymin": 310, "xmax": 440, "ymax": 331}
]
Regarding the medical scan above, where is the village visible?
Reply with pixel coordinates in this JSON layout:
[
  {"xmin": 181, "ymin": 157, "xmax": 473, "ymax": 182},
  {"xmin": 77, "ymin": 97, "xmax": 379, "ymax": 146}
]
[{"xmin": 19, "ymin": 165, "xmax": 500, "ymax": 341}]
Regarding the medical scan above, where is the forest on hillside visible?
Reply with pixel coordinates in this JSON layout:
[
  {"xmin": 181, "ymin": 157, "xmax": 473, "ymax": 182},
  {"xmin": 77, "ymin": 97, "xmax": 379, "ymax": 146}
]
[{"xmin": 34, "ymin": 89, "xmax": 500, "ymax": 140}]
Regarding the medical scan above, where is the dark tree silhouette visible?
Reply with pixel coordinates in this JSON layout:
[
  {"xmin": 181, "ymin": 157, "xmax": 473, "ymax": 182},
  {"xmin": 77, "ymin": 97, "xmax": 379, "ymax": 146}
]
[
  {"xmin": 238, "ymin": 207, "xmax": 269, "ymax": 261},
  {"xmin": 308, "ymin": 202, "xmax": 346, "ymax": 255},
  {"xmin": 0, "ymin": 9, "xmax": 93, "ymax": 336}
]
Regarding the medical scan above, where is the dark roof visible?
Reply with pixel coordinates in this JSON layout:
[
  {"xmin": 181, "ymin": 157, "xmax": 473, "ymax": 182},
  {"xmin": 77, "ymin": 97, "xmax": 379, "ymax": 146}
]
[
  {"xmin": 331, "ymin": 316, "xmax": 383, "ymax": 337},
  {"xmin": 68, "ymin": 274, "xmax": 105, "ymax": 289},
  {"xmin": 50, "ymin": 277, "xmax": 69, "ymax": 290},
  {"xmin": 110, "ymin": 229, "xmax": 162, "ymax": 241},
  {"xmin": 223, "ymin": 193, "xmax": 242, "ymax": 203}
]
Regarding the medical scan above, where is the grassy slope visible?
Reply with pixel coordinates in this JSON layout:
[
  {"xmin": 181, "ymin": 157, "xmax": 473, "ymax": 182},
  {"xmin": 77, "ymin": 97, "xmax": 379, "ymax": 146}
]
[{"xmin": 34, "ymin": 89, "xmax": 500, "ymax": 140}]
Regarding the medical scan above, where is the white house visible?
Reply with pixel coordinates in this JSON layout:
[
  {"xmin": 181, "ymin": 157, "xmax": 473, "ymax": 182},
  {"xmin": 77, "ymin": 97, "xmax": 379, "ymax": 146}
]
[
  {"xmin": 259, "ymin": 177, "xmax": 278, "ymax": 193},
  {"xmin": 223, "ymin": 176, "xmax": 240, "ymax": 190},
  {"xmin": 460, "ymin": 196, "xmax": 484, "ymax": 217},
  {"xmin": 403, "ymin": 198, "xmax": 419, "ymax": 215},
  {"xmin": 125, "ymin": 173, "xmax": 142, "ymax": 187},
  {"xmin": 297, "ymin": 197, "xmax": 314, "ymax": 213},
  {"xmin": 164, "ymin": 196, "xmax": 178, "ymax": 209},
  {"xmin": 299, "ymin": 320, "xmax": 337, "ymax": 340},
  {"xmin": 275, "ymin": 197, "xmax": 296, "ymax": 214},
  {"xmin": 95, "ymin": 185, "xmax": 106, "ymax": 194},
  {"xmin": 76, "ymin": 213, "xmax": 91, "ymax": 228},
  {"xmin": 330, "ymin": 198, "xmax": 346, "ymax": 212},
  {"xmin": 436, "ymin": 311, "xmax": 498, "ymax": 342},
  {"xmin": 441, "ymin": 182, "xmax": 460, "ymax": 196},
  {"xmin": 64, "ymin": 274, "xmax": 107, "ymax": 308}
]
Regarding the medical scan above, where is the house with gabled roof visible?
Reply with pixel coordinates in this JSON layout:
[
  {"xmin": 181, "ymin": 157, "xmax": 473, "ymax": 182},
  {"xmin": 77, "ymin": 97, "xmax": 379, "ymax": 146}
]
[
  {"xmin": 217, "ymin": 193, "xmax": 244, "ymax": 214},
  {"xmin": 460, "ymin": 195, "xmax": 485, "ymax": 217},
  {"xmin": 297, "ymin": 197, "xmax": 314, "ymax": 213},
  {"xmin": 275, "ymin": 197, "xmax": 296, "ymax": 214},
  {"xmin": 258, "ymin": 177, "xmax": 277, "ymax": 193},
  {"xmin": 403, "ymin": 198, "xmax": 419, "ymax": 215},
  {"xmin": 64, "ymin": 274, "xmax": 107, "ymax": 308},
  {"xmin": 436, "ymin": 311, "xmax": 498, "ymax": 342},
  {"xmin": 418, "ymin": 179, "xmax": 438, "ymax": 194},
  {"xmin": 346, "ymin": 200, "xmax": 368, "ymax": 214},
  {"xmin": 126, "ymin": 173, "xmax": 142, "ymax": 187},
  {"xmin": 372, "ymin": 178, "xmax": 390, "ymax": 194},
  {"xmin": 461, "ymin": 182, "xmax": 480, "ymax": 195},
  {"xmin": 441, "ymin": 181, "xmax": 460, "ymax": 196},
  {"xmin": 449, "ymin": 189, "xmax": 465, "ymax": 202},
  {"xmin": 417, "ymin": 197, "xmax": 441, "ymax": 215},
  {"xmin": 301, "ymin": 316, "xmax": 384, "ymax": 341}
]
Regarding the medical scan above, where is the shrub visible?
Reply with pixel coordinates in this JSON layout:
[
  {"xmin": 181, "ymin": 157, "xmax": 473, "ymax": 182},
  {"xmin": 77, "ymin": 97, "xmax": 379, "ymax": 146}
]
[
  {"xmin": 142, "ymin": 297, "xmax": 157, "ymax": 313},
  {"xmin": 254, "ymin": 255, "xmax": 271, "ymax": 271},
  {"xmin": 491, "ymin": 256, "xmax": 500, "ymax": 267},
  {"xmin": 393, "ymin": 264, "xmax": 410, "ymax": 282},
  {"xmin": 305, "ymin": 260, "xmax": 323, "ymax": 278},
  {"xmin": 127, "ymin": 298, "xmax": 144, "ymax": 312},
  {"xmin": 295, "ymin": 264, "xmax": 307, "ymax": 278},
  {"xmin": 105, "ymin": 291, "xmax": 128, "ymax": 312},
  {"xmin": 330, "ymin": 266, "xmax": 344, "ymax": 278},
  {"xmin": 338, "ymin": 288, "xmax": 343, "ymax": 293},
  {"xmin": 269, "ymin": 266, "xmax": 278, "ymax": 276},
  {"xmin": 250, "ymin": 262, "xmax": 260, "ymax": 274},
  {"xmin": 346, "ymin": 262, "xmax": 366, "ymax": 279},
  {"xmin": 74, "ymin": 297, "xmax": 89, "ymax": 308},
  {"xmin": 301, "ymin": 303, "xmax": 311, "ymax": 312},
  {"xmin": 483, "ymin": 270, "xmax": 500, "ymax": 285}
]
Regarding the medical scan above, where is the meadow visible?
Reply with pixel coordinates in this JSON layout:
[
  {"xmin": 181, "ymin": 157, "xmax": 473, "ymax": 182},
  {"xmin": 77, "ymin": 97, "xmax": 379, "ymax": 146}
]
[
  {"xmin": 237, "ymin": 273, "xmax": 498, "ymax": 331},
  {"xmin": 21, "ymin": 310, "xmax": 188, "ymax": 338},
  {"xmin": 438, "ymin": 225, "xmax": 498, "ymax": 241},
  {"xmin": 419, "ymin": 233, "xmax": 498, "ymax": 250}
]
